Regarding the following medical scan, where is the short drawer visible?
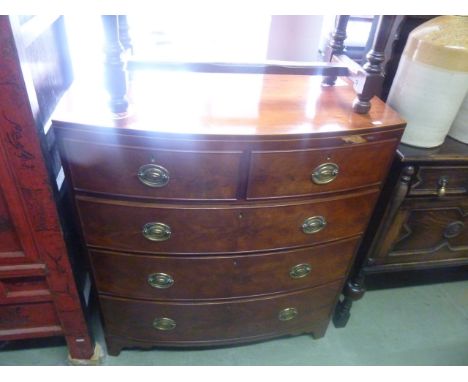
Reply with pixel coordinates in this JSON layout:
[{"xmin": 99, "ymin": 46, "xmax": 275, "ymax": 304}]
[
  {"xmin": 89, "ymin": 237, "xmax": 359, "ymax": 300},
  {"xmin": 0, "ymin": 302, "xmax": 62, "ymax": 340},
  {"xmin": 247, "ymin": 140, "xmax": 397, "ymax": 199},
  {"xmin": 99, "ymin": 281, "xmax": 341, "ymax": 343},
  {"xmin": 409, "ymin": 166, "xmax": 468, "ymax": 197},
  {"xmin": 77, "ymin": 188, "xmax": 378, "ymax": 254},
  {"xmin": 61, "ymin": 139, "xmax": 243, "ymax": 201}
]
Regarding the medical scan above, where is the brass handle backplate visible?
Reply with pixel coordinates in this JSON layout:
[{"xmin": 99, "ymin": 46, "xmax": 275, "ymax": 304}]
[
  {"xmin": 142, "ymin": 222, "xmax": 172, "ymax": 241},
  {"xmin": 443, "ymin": 221, "xmax": 464, "ymax": 239},
  {"xmin": 148, "ymin": 273, "xmax": 174, "ymax": 289},
  {"xmin": 289, "ymin": 263, "xmax": 312, "ymax": 279},
  {"xmin": 311, "ymin": 163, "xmax": 339, "ymax": 185},
  {"xmin": 437, "ymin": 176, "xmax": 449, "ymax": 197},
  {"xmin": 137, "ymin": 164, "xmax": 170, "ymax": 187},
  {"xmin": 153, "ymin": 317, "xmax": 176, "ymax": 331},
  {"xmin": 302, "ymin": 216, "xmax": 327, "ymax": 234},
  {"xmin": 278, "ymin": 307, "xmax": 298, "ymax": 321}
]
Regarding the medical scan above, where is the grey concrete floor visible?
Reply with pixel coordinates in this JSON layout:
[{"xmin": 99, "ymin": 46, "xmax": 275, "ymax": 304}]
[{"xmin": 1, "ymin": 279, "xmax": 467, "ymax": 366}]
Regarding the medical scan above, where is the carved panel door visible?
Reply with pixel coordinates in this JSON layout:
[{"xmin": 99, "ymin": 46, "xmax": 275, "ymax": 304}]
[{"xmin": 372, "ymin": 196, "xmax": 468, "ymax": 266}]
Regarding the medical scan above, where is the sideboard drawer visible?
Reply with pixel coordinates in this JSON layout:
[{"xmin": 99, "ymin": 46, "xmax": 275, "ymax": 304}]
[
  {"xmin": 61, "ymin": 139, "xmax": 243, "ymax": 201},
  {"xmin": 247, "ymin": 140, "xmax": 396, "ymax": 199},
  {"xmin": 89, "ymin": 237, "xmax": 359, "ymax": 300},
  {"xmin": 99, "ymin": 281, "xmax": 341, "ymax": 343},
  {"xmin": 77, "ymin": 189, "xmax": 378, "ymax": 254},
  {"xmin": 409, "ymin": 166, "xmax": 468, "ymax": 197}
]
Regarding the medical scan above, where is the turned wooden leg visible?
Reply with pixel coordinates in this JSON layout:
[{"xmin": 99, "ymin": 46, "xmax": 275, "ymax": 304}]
[
  {"xmin": 333, "ymin": 274, "xmax": 366, "ymax": 328},
  {"xmin": 101, "ymin": 15, "xmax": 129, "ymax": 115},
  {"xmin": 322, "ymin": 15, "xmax": 350, "ymax": 86},
  {"xmin": 352, "ymin": 16, "xmax": 396, "ymax": 114}
]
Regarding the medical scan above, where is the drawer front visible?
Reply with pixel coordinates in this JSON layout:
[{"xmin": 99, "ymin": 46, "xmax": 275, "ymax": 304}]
[
  {"xmin": 99, "ymin": 281, "xmax": 341, "ymax": 343},
  {"xmin": 0, "ymin": 302, "xmax": 62, "ymax": 339},
  {"xmin": 410, "ymin": 166, "xmax": 468, "ymax": 197},
  {"xmin": 89, "ymin": 237, "xmax": 359, "ymax": 300},
  {"xmin": 373, "ymin": 196, "xmax": 468, "ymax": 266},
  {"xmin": 247, "ymin": 140, "xmax": 397, "ymax": 199},
  {"xmin": 77, "ymin": 189, "xmax": 378, "ymax": 254},
  {"xmin": 0, "ymin": 275, "xmax": 51, "ymax": 304},
  {"xmin": 62, "ymin": 139, "xmax": 243, "ymax": 201}
]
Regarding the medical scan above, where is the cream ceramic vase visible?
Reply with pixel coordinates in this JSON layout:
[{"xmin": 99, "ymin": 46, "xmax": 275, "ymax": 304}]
[
  {"xmin": 387, "ymin": 16, "xmax": 468, "ymax": 148},
  {"xmin": 448, "ymin": 92, "xmax": 468, "ymax": 143}
]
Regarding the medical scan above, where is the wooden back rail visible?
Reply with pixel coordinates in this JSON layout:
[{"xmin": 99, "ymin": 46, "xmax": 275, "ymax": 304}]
[{"xmin": 101, "ymin": 15, "xmax": 396, "ymax": 115}]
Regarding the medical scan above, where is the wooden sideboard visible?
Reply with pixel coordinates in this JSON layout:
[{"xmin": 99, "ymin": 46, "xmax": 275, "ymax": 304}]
[
  {"xmin": 334, "ymin": 137, "xmax": 468, "ymax": 327},
  {"xmin": 0, "ymin": 16, "xmax": 94, "ymax": 360},
  {"xmin": 52, "ymin": 70, "xmax": 405, "ymax": 355}
]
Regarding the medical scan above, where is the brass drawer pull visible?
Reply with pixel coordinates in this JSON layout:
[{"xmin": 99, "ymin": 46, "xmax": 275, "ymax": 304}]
[
  {"xmin": 153, "ymin": 317, "xmax": 176, "ymax": 331},
  {"xmin": 142, "ymin": 222, "xmax": 172, "ymax": 241},
  {"xmin": 137, "ymin": 164, "xmax": 170, "ymax": 187},
  {"xmin": 443, "ymin": 221, "xmax": 464, "ymax": 239},
  {"xmin": 437, "ymin": 176, "xmax": 448, "ymax": 197},
  {"xmin": 278, "ymin": 307, "xmax": 298, "ymax": 321},
  {"xmin": 302, "ymin": 216, "xmax": 327, "ymax": 234},
  {"xmin": 289, "ymin": 263, "xmax": 312, "ymax": 279},
  {"xmin": 148, "ymin": 273, "xmax": 174, "ymax": 289},
  {"xmin": 311, "ymin": 163, "xmax": 339, "ymax": 185}
]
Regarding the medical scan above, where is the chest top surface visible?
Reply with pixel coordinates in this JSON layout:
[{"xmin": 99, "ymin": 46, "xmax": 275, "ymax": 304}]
[{"xmin": 52, "ymin": 71, "xmax": 405, "ymax": 139}]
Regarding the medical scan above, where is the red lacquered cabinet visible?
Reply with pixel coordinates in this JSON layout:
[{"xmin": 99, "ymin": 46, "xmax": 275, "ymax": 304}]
[{"xmin": 0, "ymin": 16, "xmax": 94, "ymax": 360}]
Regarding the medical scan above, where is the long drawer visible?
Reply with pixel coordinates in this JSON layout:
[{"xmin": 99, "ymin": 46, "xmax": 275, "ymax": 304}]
[
  {"xmin": 99, "ymin": 281, "xmax": 341, "ymax": 344},
  {"xmin": 247, "ymin": 139, "xmax": 397, "ymax": 199},
  {"xmin": 77, "ymin": 189, "xmax": 378, "ymax": 254},
  {"xmin": 89, "ymin": 236, "xmax": 359, "ymax": 300}
]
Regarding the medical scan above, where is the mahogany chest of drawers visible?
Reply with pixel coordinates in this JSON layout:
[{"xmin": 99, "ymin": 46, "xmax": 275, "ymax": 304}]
[{"xmin": 52, "ymin": 72, "xmax": 405, "ymax": 355}]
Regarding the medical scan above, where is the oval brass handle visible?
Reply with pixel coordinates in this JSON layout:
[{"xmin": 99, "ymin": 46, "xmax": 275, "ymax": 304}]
[
  {"xmin": 311, "ymin": 163, "xmax": 339, "ymax": 185},
  {"xmin": 153, "ymin": 317, "xmax": 176, "ymax": 331},
  {"xmin": 142, "ymin": 222, "xmax": 172, "ymax": 241},
  {"xmin": 437, "ymin": 176, "xmax": 448, "ymax": 197},
  {"xmin": 289, "ymin": 263, "xmax": 312, "ymax": 279},
  {"xmin": 302, "ymin": 216, "xmax": 327, "ymax": 234},
  {"xmin": 278, "ymin": 307, "xmax": 298, "ymax": 321},
  {"xmin": 137, "ymin": 164, "xmax": 170, "ymax": 188},
  {"xmin": 443, "ymin": 220, "xmax": 464, "ymax": 239},
  {"xmin": 148, "ymin": 273, "xmax": 174, "ymax": 289}
]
